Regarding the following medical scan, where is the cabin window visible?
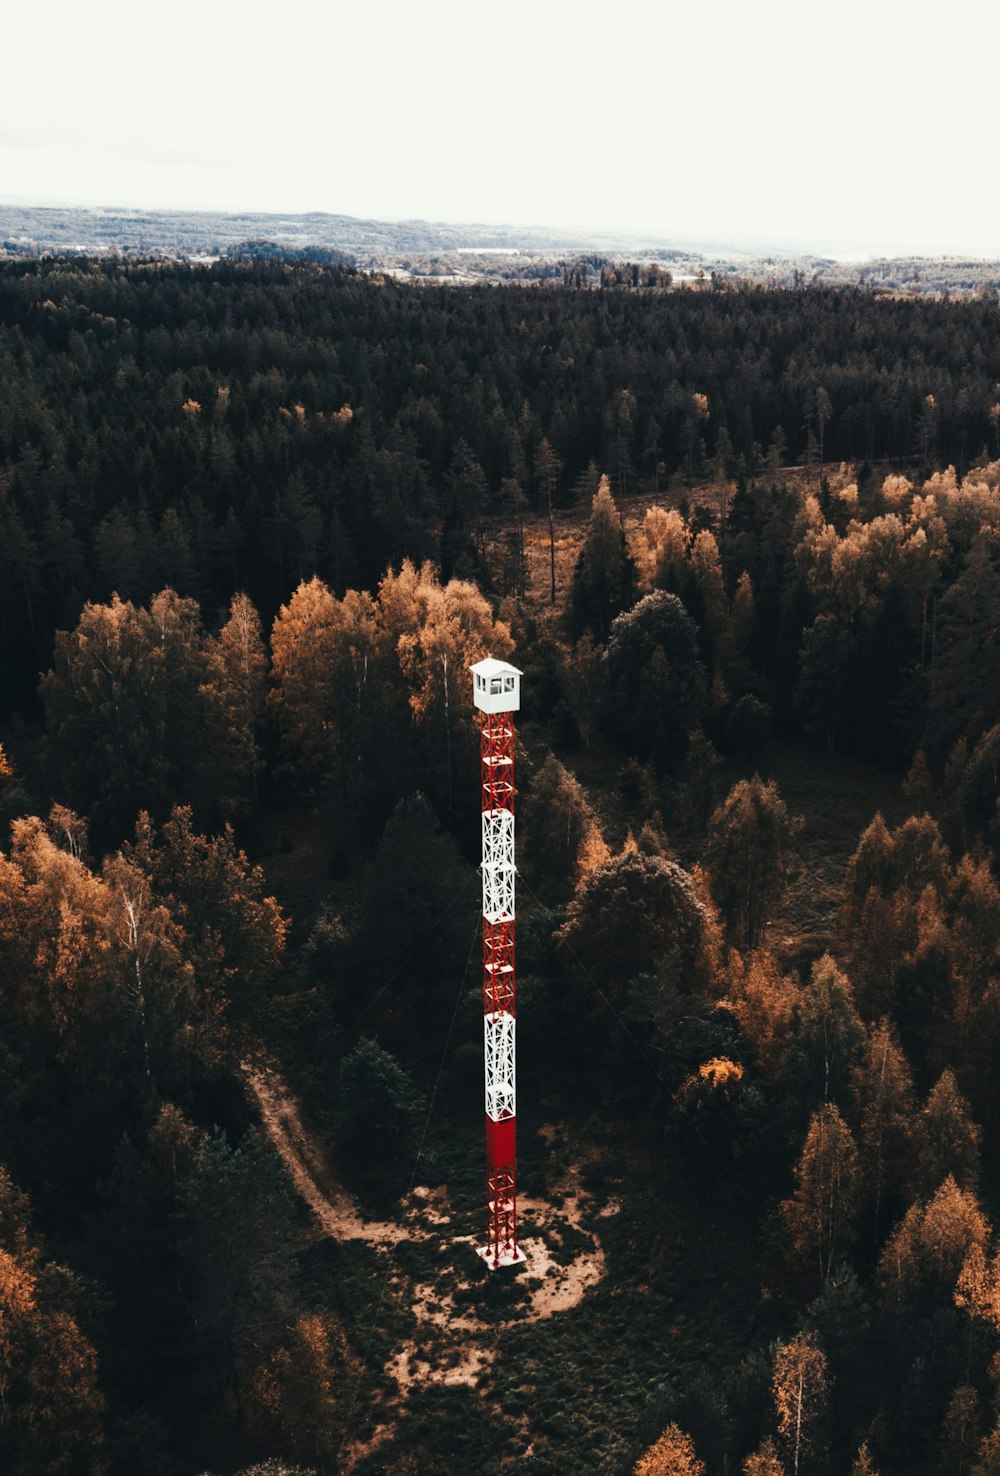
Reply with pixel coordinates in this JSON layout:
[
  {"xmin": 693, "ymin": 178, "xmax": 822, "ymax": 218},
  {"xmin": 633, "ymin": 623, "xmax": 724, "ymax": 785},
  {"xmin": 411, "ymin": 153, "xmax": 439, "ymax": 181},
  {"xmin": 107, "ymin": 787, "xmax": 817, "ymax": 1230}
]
[
  {"xmin": 490, "ymin": 677, "xmax": 502, "ymax": 694},
  {"xmin": 504, "ymin": 676, "xmax": 515, "ymax": 692}
]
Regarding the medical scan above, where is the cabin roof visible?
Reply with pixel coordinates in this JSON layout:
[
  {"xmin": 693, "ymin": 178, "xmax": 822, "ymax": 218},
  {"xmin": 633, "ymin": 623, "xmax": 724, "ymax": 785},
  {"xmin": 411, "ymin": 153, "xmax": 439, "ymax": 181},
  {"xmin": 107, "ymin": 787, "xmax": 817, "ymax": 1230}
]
[{"xmin": 470, "ymin": 658, "xmax": 523, "ymax": 678}]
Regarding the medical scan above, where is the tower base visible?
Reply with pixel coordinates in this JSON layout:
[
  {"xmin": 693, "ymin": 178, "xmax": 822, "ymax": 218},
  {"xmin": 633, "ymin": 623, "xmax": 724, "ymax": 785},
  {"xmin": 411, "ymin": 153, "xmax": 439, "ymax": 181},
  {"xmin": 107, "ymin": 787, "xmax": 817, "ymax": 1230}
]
[{"xmin": 476, "ymin": 1243, "xmax": 528, "ymax": 1271}]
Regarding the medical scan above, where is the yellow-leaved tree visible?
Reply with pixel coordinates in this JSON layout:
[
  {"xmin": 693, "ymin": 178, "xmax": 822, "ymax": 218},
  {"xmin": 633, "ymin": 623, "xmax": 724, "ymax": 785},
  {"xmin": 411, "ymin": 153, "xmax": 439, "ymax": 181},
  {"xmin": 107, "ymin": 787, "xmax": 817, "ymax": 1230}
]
[
  {"xmin": 772, "ymin": 1334, "xmax": 830, "ymax": 1476},
  {"xmin": 201, "ymin": 591, "xmax": 268, "ymax": 815},
  {"xmin": 393, "ymin": 565, "xmax": 513, "ymax": 821},
  {"xmin": 880, "ymin": 1175, "xmax": 989, "ymax": 1311},
  {"xmin": 0, "ymin": 1167, "xmax": 106, "ymax": 1474},
  {"xmin": 742, "ymin": 1437, "xmax": 785, "ymax": 1476},
  {"xmin": 634, "ymin": 1422, "xmax": 705, "ymax": 1475},
  {"xmin": 271, "ymin": 561, "xmax": 513, "ymax": 826}
]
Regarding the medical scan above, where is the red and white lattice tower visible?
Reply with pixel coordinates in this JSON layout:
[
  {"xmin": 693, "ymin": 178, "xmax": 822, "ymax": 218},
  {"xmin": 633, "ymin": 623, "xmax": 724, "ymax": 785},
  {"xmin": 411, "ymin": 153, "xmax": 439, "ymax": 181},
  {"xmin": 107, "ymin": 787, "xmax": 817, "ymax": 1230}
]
[{"xmin": 471, "ymin": 658, "xmax": 527, "ymax": 1270}]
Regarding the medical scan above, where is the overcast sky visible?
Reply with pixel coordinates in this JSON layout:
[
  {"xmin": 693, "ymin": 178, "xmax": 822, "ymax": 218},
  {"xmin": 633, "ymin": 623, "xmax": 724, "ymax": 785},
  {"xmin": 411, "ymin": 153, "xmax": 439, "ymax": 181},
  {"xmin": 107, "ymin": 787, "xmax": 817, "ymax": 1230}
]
[{"xmin": 3, "ymin": 0, "xmax": 997, "ymax": 259}]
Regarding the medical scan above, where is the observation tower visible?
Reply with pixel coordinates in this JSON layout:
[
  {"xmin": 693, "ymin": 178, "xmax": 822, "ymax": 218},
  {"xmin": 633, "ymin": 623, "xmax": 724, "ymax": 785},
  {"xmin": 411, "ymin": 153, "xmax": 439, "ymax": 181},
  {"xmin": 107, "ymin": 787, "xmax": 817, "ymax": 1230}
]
[{"xmin": 471, "ymin": 657, "xmax": 526, "ymax": 1269}]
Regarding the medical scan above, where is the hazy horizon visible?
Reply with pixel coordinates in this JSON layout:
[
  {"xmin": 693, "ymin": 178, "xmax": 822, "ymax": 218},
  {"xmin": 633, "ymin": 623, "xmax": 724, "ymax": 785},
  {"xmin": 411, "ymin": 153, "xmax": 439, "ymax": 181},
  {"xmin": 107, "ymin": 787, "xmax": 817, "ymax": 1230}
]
[
  {"xmin": 3, "ymin": 193, "xmax": 993, "ymax": 267},
  {"xmin": 4, "ymin": 0, "xmax": 998, "ymax": 261}
]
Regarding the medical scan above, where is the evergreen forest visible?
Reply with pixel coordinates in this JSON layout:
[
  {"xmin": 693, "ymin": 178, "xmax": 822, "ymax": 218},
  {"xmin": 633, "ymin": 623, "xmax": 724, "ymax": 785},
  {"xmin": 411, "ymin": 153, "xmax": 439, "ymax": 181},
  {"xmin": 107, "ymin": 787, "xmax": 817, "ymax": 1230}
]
[{"xmin": 4, "ymin": 256, "xmax": 1000, "ymax": 1475}]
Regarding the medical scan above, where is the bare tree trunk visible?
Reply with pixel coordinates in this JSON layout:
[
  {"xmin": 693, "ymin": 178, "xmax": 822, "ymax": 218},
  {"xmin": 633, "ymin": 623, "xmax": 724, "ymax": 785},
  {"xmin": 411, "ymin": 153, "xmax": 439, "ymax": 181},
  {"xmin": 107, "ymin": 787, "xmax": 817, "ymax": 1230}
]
[
  {"xmin": 794, "ymin": 1369, "xmax": 804, "ymax": 1476},
  {"xmin": 354, "ymin": 651, "xmax": 368, "ymax": 799},
  {"xmin": 548, "ymin": 483, "xmax": 556, "ymax": 605},
  {"xmin": 442, "ymin": 652, "xmax": 453, "ymax": 822},
  {"xmin": 122, "ymin": 892, "xmax": 154, "ymax": 1092}
]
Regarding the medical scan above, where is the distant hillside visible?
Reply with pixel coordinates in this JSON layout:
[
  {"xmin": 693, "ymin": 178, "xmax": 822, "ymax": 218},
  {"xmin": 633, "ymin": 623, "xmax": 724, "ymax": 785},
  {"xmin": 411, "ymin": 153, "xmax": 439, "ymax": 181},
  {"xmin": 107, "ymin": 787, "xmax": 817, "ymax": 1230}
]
[
  {"xmin": 1, "ymin": 201, "xmax": 999, "ymax": 295},
  {"xmin": 0, "ymin": 202, "xmax": 707, "ymax": 260}
]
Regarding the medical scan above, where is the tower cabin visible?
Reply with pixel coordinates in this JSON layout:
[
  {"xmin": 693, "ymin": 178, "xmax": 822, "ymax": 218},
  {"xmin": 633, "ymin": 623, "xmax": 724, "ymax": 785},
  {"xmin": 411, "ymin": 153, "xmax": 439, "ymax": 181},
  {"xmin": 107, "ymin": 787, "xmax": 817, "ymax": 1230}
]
[{"xmin": 471, "ymin": 658, "xmax": 522, "ymax": 715}]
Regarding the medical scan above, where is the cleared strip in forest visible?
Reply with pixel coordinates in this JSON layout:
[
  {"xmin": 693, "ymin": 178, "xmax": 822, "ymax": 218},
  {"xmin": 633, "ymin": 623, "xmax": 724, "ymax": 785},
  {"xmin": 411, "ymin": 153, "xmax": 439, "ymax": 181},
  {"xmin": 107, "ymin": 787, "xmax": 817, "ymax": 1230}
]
[{"xmin": 244, "ymin": 1062, "xmax": 405, "ymax": 1245}]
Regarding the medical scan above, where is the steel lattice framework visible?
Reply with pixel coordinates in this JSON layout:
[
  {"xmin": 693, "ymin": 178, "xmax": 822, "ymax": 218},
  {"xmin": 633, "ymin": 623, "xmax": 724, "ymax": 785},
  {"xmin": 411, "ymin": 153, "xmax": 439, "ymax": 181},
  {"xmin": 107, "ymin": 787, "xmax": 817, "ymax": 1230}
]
[{"xmin": 472, "ymin": 659, "xmax": 526, "ymax": 1270}]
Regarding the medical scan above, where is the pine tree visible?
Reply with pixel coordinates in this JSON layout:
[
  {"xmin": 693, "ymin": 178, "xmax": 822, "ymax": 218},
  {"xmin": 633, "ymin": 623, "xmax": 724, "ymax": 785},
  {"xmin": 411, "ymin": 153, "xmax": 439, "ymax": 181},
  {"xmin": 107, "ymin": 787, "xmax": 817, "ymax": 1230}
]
[
  {"xmin": 535, "ymin": 436, "xmax": 561, "ymax": 604},
  {"xmin": 569, "ymin": 476, "xmax": 633, "ymax": 642}
]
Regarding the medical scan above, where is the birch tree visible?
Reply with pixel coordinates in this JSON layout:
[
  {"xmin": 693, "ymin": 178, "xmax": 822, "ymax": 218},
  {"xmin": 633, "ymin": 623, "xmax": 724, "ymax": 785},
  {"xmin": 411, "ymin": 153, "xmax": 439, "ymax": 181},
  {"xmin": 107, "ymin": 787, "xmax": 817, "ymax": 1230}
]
[
  {"xmin": 783, "ymin": 1104, "xmax": 861, "ymax": 1287},
  {"xmin": 772, "ymin": 1335, "xmax": 830, "ymax": 1476}
]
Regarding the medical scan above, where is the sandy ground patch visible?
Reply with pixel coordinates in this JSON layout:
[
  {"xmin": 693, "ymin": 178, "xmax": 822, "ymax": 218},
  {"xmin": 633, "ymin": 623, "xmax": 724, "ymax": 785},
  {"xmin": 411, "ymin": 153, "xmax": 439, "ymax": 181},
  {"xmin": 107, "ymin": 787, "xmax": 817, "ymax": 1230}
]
[{"xmin": 245, "ymin": 1067, "xmax": 612, "ymax": 1465}]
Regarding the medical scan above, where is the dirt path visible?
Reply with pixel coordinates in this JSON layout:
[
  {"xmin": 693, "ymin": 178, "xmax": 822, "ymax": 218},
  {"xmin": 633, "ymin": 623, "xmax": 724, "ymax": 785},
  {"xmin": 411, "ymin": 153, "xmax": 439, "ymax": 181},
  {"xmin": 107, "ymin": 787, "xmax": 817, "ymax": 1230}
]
[{"xmin": 245, "ymin": 1063, "xmax": 406, "ymax": 1245}]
